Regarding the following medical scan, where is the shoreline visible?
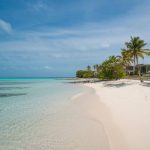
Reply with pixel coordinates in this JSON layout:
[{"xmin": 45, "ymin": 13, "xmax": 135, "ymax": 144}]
[
  {"xmin": 71, "ymin": 82, "xmax": 128, "ymax": 150},
  {"xmin": 84, "ymin": 79, "xmax": 150, "ymax": 150},
  {"xmin": 68, "ymin": 84, "xmax": 127, "ymax": 150},
  {"xmin": 68, "ymin": 86, "xmax": 111, "ymax": 150}
]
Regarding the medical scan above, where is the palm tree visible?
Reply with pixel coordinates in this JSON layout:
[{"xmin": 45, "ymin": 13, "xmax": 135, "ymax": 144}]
[
  {"xmin": 93, "ymin": 64, "xmax": 100, "ymax": 77},
  {"xmin": 93, "ymin": 65, "xmax": 96, "ymax": 71},
  {"xmin": 124, "ymin": 36, "xmax": 150, "ymax": 78},
  {"xmin": 95, "ymin": 64, "xmax": 99, "ymax": 72},
  {"xmin": 87, "ymin": 65, "xmax": 91, "ymax": 71},
  {"xmin": 120, "ymin": 49, "xmax": 133, "ymax": 75},
  {"xmin": 121, "ymin": 49, "xmax": 133, "ymax": 66}
]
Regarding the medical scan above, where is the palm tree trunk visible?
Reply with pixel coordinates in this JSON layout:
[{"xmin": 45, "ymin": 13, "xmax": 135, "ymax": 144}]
[
  {"xmin": 146, "ymin": 65, "xmax": 148, "ymax": 73},
  {"xmin": 136, "ymin": 58, "xmax": 140, "ymax": 76},
  {"xmin": 138, "ymin": 65, "xmax": 141, "ymax": 77},
  {"xmin": 136, "ymin": 58, "xmax": 143, "ymax": 82},
  {"xmin": 133, "ymin": 56, "xmax": 136, "ymax": 74}
]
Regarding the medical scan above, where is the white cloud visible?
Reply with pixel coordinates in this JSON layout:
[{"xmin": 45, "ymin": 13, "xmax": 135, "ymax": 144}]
[
  {"xmin": 1, "ymin": 1, "xmax": 150, "ymax": 65},
  {"xmin": 44, "ymin": 66, "xmax": 53, "ymax": 70},
  {"xmin": 0, "ymin": 19, "xmax": 12, "ymax": 33},
  {"xmin": 29, "ymin": 0, "xmax": 48, "ymax": 12},
  {"xmin": 101, "ymin": 43, "xmax": 110, "ymax": 48},
  {"xmin": 51, "ymin": 54, "xmax": 64, "ymax": 58}
]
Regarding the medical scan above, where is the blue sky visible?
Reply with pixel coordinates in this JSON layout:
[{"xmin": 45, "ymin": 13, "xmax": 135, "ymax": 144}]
[{"xmin": 0, "ymin": 0, "xmax": 150, "ymax": 77}]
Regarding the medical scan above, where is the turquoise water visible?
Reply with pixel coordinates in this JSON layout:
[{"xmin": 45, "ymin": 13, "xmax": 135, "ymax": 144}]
[{"xmin": 0, "ymin": 78, "xmax": 84, "ymax": 150}]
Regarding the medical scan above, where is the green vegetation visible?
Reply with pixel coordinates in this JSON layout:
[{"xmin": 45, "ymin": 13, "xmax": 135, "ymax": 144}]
[
  {"xmin": 123, "ymin": 36, "xmax": 150, "ymax": 77},
  {"xmin": 98, "ymin": 56, "xmax": 125, "ymax": 79},
  {"xmin": 76, "ymin": 36, "xmax": 150, "ymax": 80},
  {"xmin": 76, "ymin": 70, "xmax": 94, "ymax": 78}
]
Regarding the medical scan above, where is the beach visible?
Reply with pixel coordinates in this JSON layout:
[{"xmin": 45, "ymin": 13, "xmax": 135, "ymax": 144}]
[
  {"xmin": 0, "ymin": 78, "xmax": 110, "ymax": 150},
  {"xmin": 84, "ymin": 79, "xmax": 150, "ymax": 150},
  {"xmin": 1, "ymin": 78, "xmax": 150, "ymax": 150}
]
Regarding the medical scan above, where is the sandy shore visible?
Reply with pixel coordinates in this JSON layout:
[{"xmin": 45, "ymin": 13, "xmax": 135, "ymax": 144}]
[
  {"xmin": 84, "ymin": 79, "xmax": 150, "ymax": 150},
  {"xmin": 12, "ymin": 79, "xmax": 150, "ymax": 150},
  {"xmin": 16, "ymin": 86, "xmax": 111, "ymax": 150}
]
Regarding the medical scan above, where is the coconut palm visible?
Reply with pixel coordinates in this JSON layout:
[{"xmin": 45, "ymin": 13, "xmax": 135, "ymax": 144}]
[
  {"xmin": 124, "ymin": 36, "xmax": 150, "ymax": 78},
  {"xmin": 95, "ymin": 64, "xmax": 99, "ymax": 72},
  {"xmin": 93, "ymin": 64, "xmax": 100, "ymax": 77},
  {"xmin": 93, "ymin": 65, "xmax": 96, "ymax": 71},
  {"xmin": 121, "ymin": 49, "xmax": 133, "ymax": 66},
  {"xmin": 120, "ymin": 49, "xmax": 133, "ymax": 75},
  {"xmin": 87, "ymin": 65, "xmax": 91, "ymax": 71}
]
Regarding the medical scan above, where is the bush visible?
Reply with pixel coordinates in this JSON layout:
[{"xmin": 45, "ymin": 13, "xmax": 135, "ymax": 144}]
[
  {"xmin": 76, "ymin": 70, "xmax": 94, "ymax": 78},
  {"xmin": 98, "ymin": 56, "xmax": 125, "ymax": 79}
]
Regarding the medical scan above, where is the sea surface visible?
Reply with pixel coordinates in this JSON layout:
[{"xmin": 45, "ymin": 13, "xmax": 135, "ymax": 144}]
[{"xmin": 0, "ymin": 78, "xmax": 85, "ymax": 150}]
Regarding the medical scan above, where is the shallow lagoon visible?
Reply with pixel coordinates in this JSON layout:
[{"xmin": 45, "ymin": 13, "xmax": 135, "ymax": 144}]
[{"xmin": 0, "ymin": 78, "xmax": 85, "ymax": 150}]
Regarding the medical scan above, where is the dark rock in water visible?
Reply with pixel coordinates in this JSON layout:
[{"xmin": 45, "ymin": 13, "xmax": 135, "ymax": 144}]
[{"xmin": 0, "ymin": 93, "xmax": 26, "ymax": 97}]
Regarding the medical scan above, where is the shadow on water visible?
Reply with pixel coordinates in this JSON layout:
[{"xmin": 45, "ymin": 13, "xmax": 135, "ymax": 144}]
[
  {"xmin": 0, "ymin": 93, "xmax": 27, "ymax": 98},
  {"xmin": 0, "ymin": 87, "xmax": 29, "ymax": 90},
  {"xmin": 0, "ymin": 82, "xmax": 33, "ymax": 85}
]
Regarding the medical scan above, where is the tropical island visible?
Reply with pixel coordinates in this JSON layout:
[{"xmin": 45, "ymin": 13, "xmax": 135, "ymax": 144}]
[{"xmin": 76, "ymin": 36, "xmax": 150, "ymax": 81}]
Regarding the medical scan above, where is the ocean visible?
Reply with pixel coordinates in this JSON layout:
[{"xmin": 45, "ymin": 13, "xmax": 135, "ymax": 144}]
[{"xmin": 0, "ymin": 78, "xmax": 85, "ymax": 150}]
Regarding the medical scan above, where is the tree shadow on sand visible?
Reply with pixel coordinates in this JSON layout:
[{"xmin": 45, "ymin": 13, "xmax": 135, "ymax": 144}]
[
  {"xmin": 141, "ymin": 82, "xmax": 150, "ymax": 87},
  {"xmin": 103, "ymin": 82, "xmax": 133, "ymax": 88}
]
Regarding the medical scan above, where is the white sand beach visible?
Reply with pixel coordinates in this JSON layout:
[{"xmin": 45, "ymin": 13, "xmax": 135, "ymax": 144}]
[{"xmin": 84, "ymin": 79, "xmax": 150, "ymax": 150}]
